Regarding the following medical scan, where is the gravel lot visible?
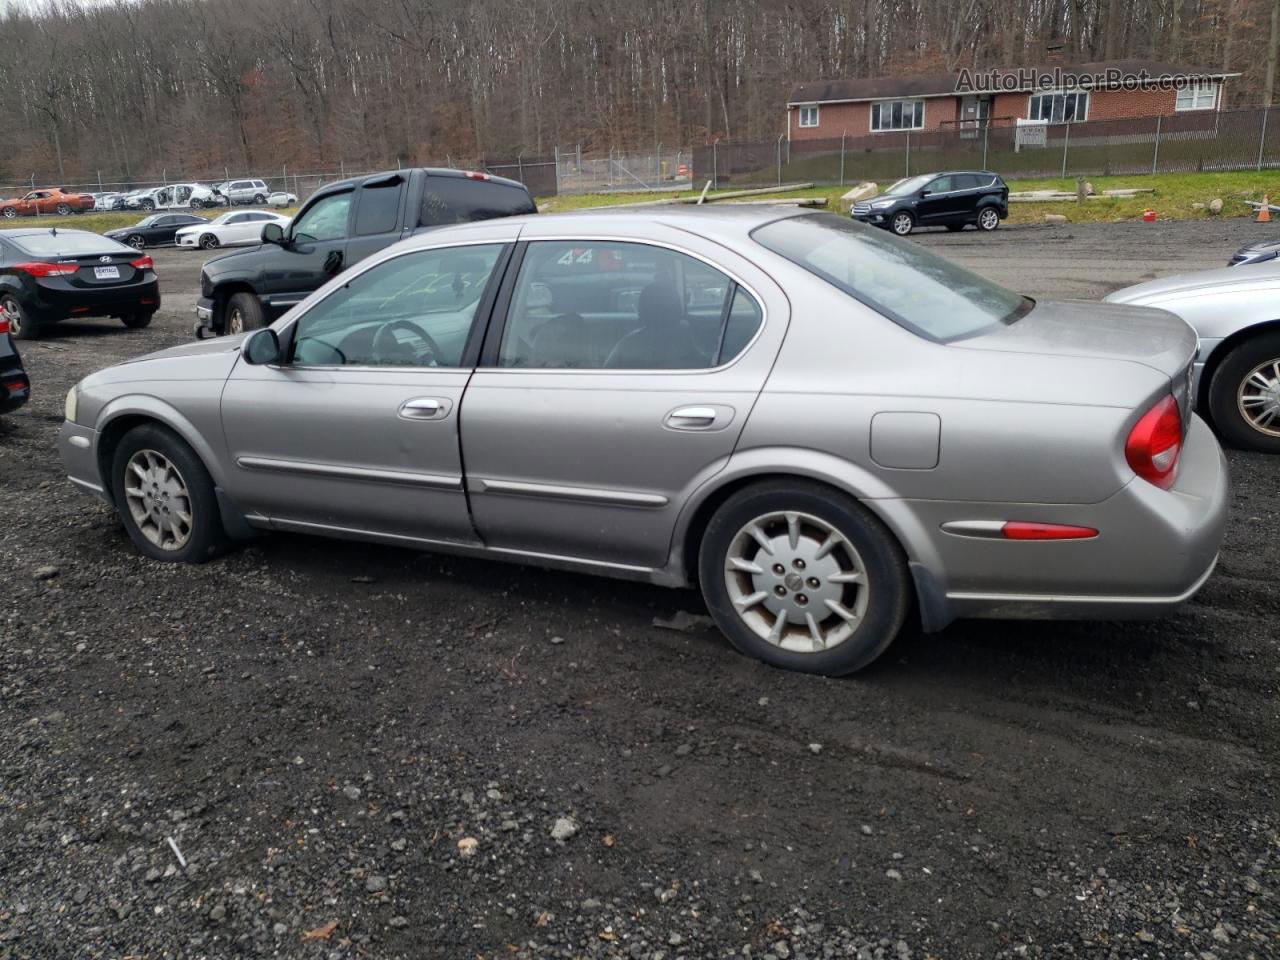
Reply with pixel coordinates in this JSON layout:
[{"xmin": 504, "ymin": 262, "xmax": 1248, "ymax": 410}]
[{"xmin": 1, "ymin": 218, "xmax": 1277, "ymax": 960}]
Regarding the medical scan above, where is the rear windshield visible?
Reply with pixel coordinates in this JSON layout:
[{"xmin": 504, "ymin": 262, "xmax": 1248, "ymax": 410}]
[
  {"xmin": 9, "ymin": 232, "xmax": 134, "ymax": 257},
  {"xmin": 752, "ymin": 213, "xmax": 1031, "ymax": 341},
  {"xmin": 419, "ymin": 177, "xmax": 536, "ymax": 228}
]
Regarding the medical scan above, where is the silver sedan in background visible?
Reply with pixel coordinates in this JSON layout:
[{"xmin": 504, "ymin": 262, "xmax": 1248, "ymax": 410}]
[
  {"xmin": 1107, "ymin": 261, "xmax": 1280, "ymax": 453},
  {"xmin": 58, "ymin": 208, "xmax": 1228, "ymax": 676}
]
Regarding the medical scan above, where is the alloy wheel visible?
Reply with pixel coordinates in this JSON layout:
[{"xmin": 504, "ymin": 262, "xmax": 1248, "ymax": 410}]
[
  {"xmin": 892, "ymin": 213, "xmax": 913, "ymax": 236},
  {"xmin": 227, "ymin": 305, "xmax": 244, "ymax": 335},
  {"xmin": 2, "ymin": 207, "xmax": 16, "ymax": 218},
  {"xmin": 979, "ymin": 208, "xmax": 999, "ymax": 230},
  {"xmin": 2, "ymin": 297, "xmax": 24, "ymax": 337},
  {"xmin": 723, "ymin": 510, "xmax": 870, "ymax": 653},
  {"xmin": 200, "ymin": 234, "xmax": 218, "ymax": 249},
  {"xmin": 128, "ymin": 235, "xmax": 145, "ymax": 249},
  {"xmin": 123, "ymin": 449, "xmax": 194, "ymax": 551},
  {"xmin": 1237, "ymin": 357, "xmax": 1280, "ymax": 437}
]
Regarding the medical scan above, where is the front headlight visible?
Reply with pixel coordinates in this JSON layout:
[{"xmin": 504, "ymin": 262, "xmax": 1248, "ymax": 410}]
[
  {"xmin": 64, "ymin": 386, "xmax": 79, "ymax": 424},
  {"xmin": 872, "ymin": 199, "xmax": 895, "ymax": 208}
]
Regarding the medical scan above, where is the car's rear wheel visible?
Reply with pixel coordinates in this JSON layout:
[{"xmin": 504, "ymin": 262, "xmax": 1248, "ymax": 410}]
[
  {"xmin": 1, "ymin": 295, "xmax": 38, "ymax": 340},
  {"xmin": 121, "ymin": 312, "xmax": 152, "ymax": 329},
  {"xmin": 225, "ymin": 292, "xmax": 265, "ymax": 335},
  {"xmin": 977, "ymin": 207, "xmax": 1000, "ymax": 231},
  {"xmin": 945, "ymin": 223, "xmax": 965, "ymax": 232},
  {"xmin": 126, "ymin": 234, "xmax": 146, "ymax": 250},
  {"xmin": 111, "ymin": 424, "xmax": 227, "ymax": 563},
  {"xmin": 199, "ymin": 233, "xmax": 220, "ymax": 249},
  {"xmin": 891, "ymin": 211, "xmax": 914, "ymax": 236},
  {"xmin": 698, "ymin": 481, "xmax": 910, "ymax": 676},
  {"xmin": 55, "ymin": 202, "xmax": 71, "ymax": 216},
  {"xmin": 1208, "ymin": 332, "xmax": 1280, "ymax": 453}
]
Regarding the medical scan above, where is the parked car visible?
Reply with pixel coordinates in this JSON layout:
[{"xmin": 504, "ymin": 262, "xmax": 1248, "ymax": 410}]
[
  {"xmin": 1228, "ymin": 238, "xmax": 1280, "ymax": 266},
  {"xmin": 1106, "ymin": 262, "xmax": 1280, "ymax": 453},
  {"xmin": 220, "ymin": 179, "xmax": 271, "ymax": 205},
  {"xmin": 93, "ymin": 192, "xmax": 127, "ymax": 211},
  {"xmin": 267, "ymin": 191, "xmax": 298, "ymax": 208},
  {"xmin": 126, "ymin": 183, "xmax": 220, "ymax": 211},
  {"xmin": 58, "ymin": 209, "xmax": 1227, "ymax": 677},
  {"xmin": 195, "ymin": 168, "xmax": 536, "ymax": 336},
  {"xmin": 0, "ymin": 305, "xmax": 30, "ymax": 414},
  {"xmin": 104, "ymin": 213, "xmax": 211, "ymax": 250},
  {"xmin": 0, "ymin": 228, "xmax": 159, "ymax": 339},
  {"xmin": 851, "ymin": 171, "xmax": 1008, "ymax": 236},
  {"xmin": 0, "ymin": 188, "xmax": 95, "ymax": 219},
  {"xmin": 175, "ymin": 210, "xmax": 290, "ymax": 251}
]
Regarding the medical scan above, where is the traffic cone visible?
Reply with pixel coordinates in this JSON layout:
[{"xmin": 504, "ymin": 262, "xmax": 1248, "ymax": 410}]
[{"xmin": 1258, "ymin": 194, "xmax": 1271, "ymax": 223}]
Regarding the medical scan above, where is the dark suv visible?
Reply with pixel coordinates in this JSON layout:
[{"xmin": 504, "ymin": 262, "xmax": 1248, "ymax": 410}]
[
  {"xmin": 851, "ymin": 171, "xmax": 1008, "ymax": 236},
  {"xmin": 195, "ymin": 168, "xmax": 536, "ymax": 336}
]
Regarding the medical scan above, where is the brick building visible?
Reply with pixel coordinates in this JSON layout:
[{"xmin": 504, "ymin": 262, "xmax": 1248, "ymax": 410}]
[{"xmin": 787, "ymin": 60, "xmax": 1238, "ymax": 141}]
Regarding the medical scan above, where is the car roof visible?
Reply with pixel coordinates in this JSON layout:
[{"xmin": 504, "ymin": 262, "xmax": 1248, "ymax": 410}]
[
  {"xmin": 0, "ymin": 227, "xmax": 97, "ymax": 238},
  {"xmin": 314, "ymin": 167, "xmax": 531, "ymax": 195}
]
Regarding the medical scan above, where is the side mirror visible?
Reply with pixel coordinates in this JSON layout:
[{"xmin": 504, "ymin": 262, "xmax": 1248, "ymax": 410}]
[
  {"xmin": 919, "ymin": 189, "xmax": 931, "ymax": 197},
  {"xmin": 262, "ymin": 222, "xmax": 285, "ymax": 245},
  {"xmin": 242, "ymin": 328, "xmax": 282, "ymax": 365}
]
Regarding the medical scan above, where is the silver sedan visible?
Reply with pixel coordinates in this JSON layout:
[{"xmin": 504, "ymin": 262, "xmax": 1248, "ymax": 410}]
[
  {"xmin": 1107, "ymin": 262, "xmax": 1280, "ymax": 453},
  {"xmin": 58, "ymin": 208, "xmax": 1229, "ymax": 675}
]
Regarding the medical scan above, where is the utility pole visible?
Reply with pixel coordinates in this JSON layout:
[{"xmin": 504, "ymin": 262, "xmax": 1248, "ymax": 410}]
[{"xmin": 1266, "ymin": 0, "xmax": 1280, "ymax": 109}]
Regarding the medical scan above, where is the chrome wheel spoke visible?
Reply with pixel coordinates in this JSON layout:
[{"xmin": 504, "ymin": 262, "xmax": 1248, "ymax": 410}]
[
  {"xmin": 734, "ymin": 589, "xmax": 769, "ymax": 611},
  {"xmin": 727, "ymin": 556, "xmax": 763, "ymax": 575},
  {"xmin": 122, "ymin": 448, "xmax": 193, "ymax": 551},
  {"xmin": 824, "ymin": 599, "xmax": 859, "ymax": 623}
]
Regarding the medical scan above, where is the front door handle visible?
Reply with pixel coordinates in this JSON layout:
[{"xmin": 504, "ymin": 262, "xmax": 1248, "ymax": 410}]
[
  {"xmin": 399, "ymin": 397, "xmax": 451, "ymax": 421},
  {"xmin": 666, "ymin": 406, "xmax": 718, "ymax": 429}
]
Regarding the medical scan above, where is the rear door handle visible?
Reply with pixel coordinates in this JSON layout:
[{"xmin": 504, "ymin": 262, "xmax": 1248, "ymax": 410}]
[
  {"xmin": 666, "ymin": 406, "xmax": 718, "ymax": 429},
  {"xmin": 399, "ymin": 397, "xmax": 451, "ymax": 421}
]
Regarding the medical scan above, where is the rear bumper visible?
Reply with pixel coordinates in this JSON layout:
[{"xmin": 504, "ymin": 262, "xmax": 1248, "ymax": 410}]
[
  {"xmin": 884, "ymin": 415, "xmax": 1230, "ymax": 631},
  {"xmin": 28, "ymin": 278, "xmax": 160, "ymax": 322},
  {"xmin": 1, "ymin": 362, "xmax": 29, "ymax": 413}
]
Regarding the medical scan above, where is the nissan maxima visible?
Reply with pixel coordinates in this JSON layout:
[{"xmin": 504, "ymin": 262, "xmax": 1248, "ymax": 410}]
[
  {"xmin": 57, "ymin": 209, "xmax": 1228, "ymax": 676},
  {"xmin": 0, "ymin": 228, "xmax": 159, "ymax": 339}
]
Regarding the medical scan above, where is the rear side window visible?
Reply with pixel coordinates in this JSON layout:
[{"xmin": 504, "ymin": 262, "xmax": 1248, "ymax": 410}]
[
  {"xmin": 355, "ymin": 177, "xmax": 405, "ymax": 236},
  {"xmin": 420, "ymin": 177, "xmax": 536, "ymax": 228},
  {"xmin": 953, "ymin": 174, "xmax": 980, "ymax": 190}
]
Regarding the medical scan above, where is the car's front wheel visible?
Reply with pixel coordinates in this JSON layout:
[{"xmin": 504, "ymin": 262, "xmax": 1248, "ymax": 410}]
[
  {"xmin": 1, "ymin": 295, "xmax": 38, "ymax": 340},
  {"xmin": 1209, "ymin": 332, "xmax": 1280, "ymax": 453},
  {"xmin": 111, "ymin": 424, "xmax": 226, "ymax": 563},
  {"xmin": 698, "ymin": 481, "xmax": 910, "ymax": 676},
  {"xmin": 199, "ymin": 233, "xmax": 220, "ymax": 249},
  {"xmin": 1, "ymin": 207, "xmax": 16, "ymax": 219},
  {"xmin": 977, "ymin": 207, "xmax": 1001, "ymax": 231},
  {"xmin": 191, "ymin": 198, "xmax": 203, "ymax": 209},
  {"xmin": 126, "ymin": 234, "xmax": 146, "ymax": 250},
  {"xmin": 225, "ymin": 292, "xmax": 265, "ymax": 335},
  {"xmin": 890, "ymin": 211, "xmax": 915, "ymax": 236}
]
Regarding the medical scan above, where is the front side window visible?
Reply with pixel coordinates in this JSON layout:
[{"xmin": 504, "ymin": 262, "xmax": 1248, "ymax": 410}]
[
  {"xmin": 291, "ymin": 244, "xmax": 504, "ymax": 368},
  {"xmin": 871, "ymin": 99, "xmax": 924, "ymax": 131},
  {"xmin": 926, "ymin": 176, "xmax": 954, "ymax": 193},
  {"xmin": 497, "ymin": 240, "xmax": 762, "ymax": 370},
  {"xmin": 1176, "ymin": 81, "xmax": 1217, "ymax": 111},
  {"xmin": 752, "ymin": 213, "xmax": 1031, "ymax": 342},
  {"xmin": 291, "ymin": 192, "xmax": 353, "ymax": 243},
  {"xmin": 798, "ymin": 105, "xmax": 820, "ymax": 128},
  {"xmin": 1028, "ymin": 91, "xmax": 1087, "ymax": 123}
]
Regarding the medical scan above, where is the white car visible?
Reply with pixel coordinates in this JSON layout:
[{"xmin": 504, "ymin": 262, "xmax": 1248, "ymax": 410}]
[
  {"xmin": 267, "ymin": 191, "xmax": 298, "ymax": 208},
  {"xmin": 175, "ymin": 210, "xmax": 290, "ymax": 250},
  {"xmin": 128, "ymin": 183, "xmax": 221, "ymax": 211}
]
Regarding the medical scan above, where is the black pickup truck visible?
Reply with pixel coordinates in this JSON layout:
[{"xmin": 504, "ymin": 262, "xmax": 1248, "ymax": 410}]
[{"xmin": 194, "ymin": 168, "xmax": 537, "ymax": 336}]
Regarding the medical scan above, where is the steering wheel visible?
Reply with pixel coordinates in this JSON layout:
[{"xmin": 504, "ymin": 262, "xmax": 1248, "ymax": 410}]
[{"xmin": 371, "ymin": 318, "xmax": 444, "ymax": 366}]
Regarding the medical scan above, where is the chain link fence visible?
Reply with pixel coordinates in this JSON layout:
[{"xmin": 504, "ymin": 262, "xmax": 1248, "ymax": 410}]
[{"xmin": 693, "ymin": 105, "xmax": 1280, "ymax": 187}]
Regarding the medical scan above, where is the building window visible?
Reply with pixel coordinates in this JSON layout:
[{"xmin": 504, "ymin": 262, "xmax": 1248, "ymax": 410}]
[
  {"xmin": 871, "ymin": 99, "xmax": 924, "ymax": 131},
  {"xmin": 1027, "ymin": 91, "xmax": 1088, "ymax": 123},
  {"xmin": 798, "ymin": 105, "xmax": 820, "ymax": 128},
  {"xmin": 1176, "ymin": 82, "xmax": 1217, "ymax": 111}
]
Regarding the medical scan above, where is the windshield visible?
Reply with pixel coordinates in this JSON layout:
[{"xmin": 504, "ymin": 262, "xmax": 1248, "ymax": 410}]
[
  {"xmin": 883, "ymin": 175, "xmax": 931, "ymax": 197},
  {"xmin": 752, "ymin": 213, "xmax": 1031, "ymax": 341},
  {"xmin": 11, "ymin": 231, "xmax": 134, "ymax": 257},
  {"xmin": 136, "ymin": 216, "xmax": 160, "ymax": 227}
]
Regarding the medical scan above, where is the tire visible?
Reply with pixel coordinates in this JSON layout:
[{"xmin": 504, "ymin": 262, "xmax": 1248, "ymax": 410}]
[
  {"xmin": 224, "ymin": 292, "xmax": 265, "ymax": 335},
  {"xmin": 945, "ymin": 223, "xmax": 965, "ymax": 232},
  {"xmin": 199, "ymin": 233, "xmax": 220, "ymax": 249},
  {"xmin": 121, "ymin": 312, "xmax": 153, "ymax": 329},
  {"xmin": 55, "ymin": 202, "xmax": 70, "ymax": 216},
  {"xmin": 977, "ymin": 207, "xmax": 1000, "ymax": 231},
  {"xmin": 697, "ymin": 480, "xmax": 910, "ymax": 676},
  {"xmin": 1, "ymin": 294, "xmax": 39, "ymax": 340},
  {"xmin": 190, "ymin": 198, "xmax": 203, "ymax": 209},
  {"xmin": 1, "ymin": 207, "xmax": 16, "ymax": 219},
  {"xmin": 1207, "ymin": 331, "xmax": 1280, "ymax": 453},
  {"xmin": 253, "ymin": 193, "xmax": 266, "ymax": 204},
  {"xmin": 890, "ymin": 211, "xmax": 914, "ymax": 236},
  {"xmin": 140, "ymin": 199, "xmax": 154, "ymax": 211},
  {"xmin": 110, "ymin": 423, "xmax": 227, "ymax": 563},
  {"xmin": 126, "ymin": 234, "xmax": 146, "ymax": 250}
]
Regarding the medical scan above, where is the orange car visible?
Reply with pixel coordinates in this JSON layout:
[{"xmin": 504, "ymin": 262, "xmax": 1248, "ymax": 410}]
[{"xmin": 0, "ymin": 188, "xmax": 94, "ymax": 219}]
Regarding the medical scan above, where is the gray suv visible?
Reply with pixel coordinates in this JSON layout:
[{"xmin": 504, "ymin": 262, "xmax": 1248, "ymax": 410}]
[{"xmin": 219, "ymin": 179, "xmax": 269, "ymax": 206}]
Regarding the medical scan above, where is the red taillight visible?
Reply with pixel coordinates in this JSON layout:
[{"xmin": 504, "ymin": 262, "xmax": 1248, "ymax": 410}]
[
  {"xmin": 130, "ymin": 255, "xmax": 154, "ymax": 270},
  {"xmin": 1001, "ymin": 522, "xmax": 1098, "ymax": 540},
  {"xmin": 463, "ymin": 170, "xmax": 491, "ymax": 181},
  {"xmin": 1125, "ymin": 394, "xmax": 1182, "ymax": 490},
  {"xmin": 3, "ymin": 377, "xmax": 28, "ymax": 392},
  {"xmin": 0, "ymin": 315, "xmax": 7, "ymax": 335},
  {"xmin": 13, "ymin": 261, "xmax": 77, "ymax": 277}
]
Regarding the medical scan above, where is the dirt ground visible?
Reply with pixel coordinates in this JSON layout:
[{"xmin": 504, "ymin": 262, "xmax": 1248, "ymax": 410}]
[{"xmin": 0, "ymin": 218, "xmax": 1276, "ymax": 960}]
